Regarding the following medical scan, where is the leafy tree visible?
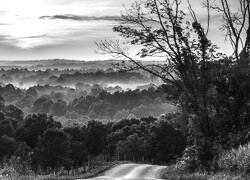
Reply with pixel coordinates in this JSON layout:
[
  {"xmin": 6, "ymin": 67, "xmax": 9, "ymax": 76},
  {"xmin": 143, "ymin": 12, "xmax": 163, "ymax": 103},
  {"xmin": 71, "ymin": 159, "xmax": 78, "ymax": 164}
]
[
  {"xmin": 2, "ymin": 84, "xmax": 23, "ymax": 103},
  {"xmin": 11, "ymin": 142, "xmax": 33, "ymax": 174},
  {"xmin": 16, "ymin": 114, "xmax": 62, "ymax": 148},
  {"xmin": 0, "ymin": 96, "xmax": 5, "ymax": 110},
  {"xmin": 0, "ymin": 119, "xmax": 14, "ymax": 137},
  {"xmin": 209, "ymin": 67, "xmax": 250, "ymax": 149},
  {"xmin": 0, "ymin": 112, "xmax": 4, "ymax": 121},
  {"xmin": 69, "ymin": 95, "xmax": 95, "ymax": 115},
  {"xmin": 70, "ymin": 141, "xmax": 88, "ymax": 168},
  {"xmin": 26, "ymin": 87, "xmax": 38, "ymax": 98},
  {"xmin": 0, "ymin": 135, "xmax": 17, "ymax": 165},
  {"xmin": 51, "ymin": 100, "xmax": 67, "ymax": 116},
  {"xmin": 0, "ymin": 104, "xmax": 24, "ymax": 137},
  {"xmin": 51, "ymin": 92, "xmax": 64, "ymax": 101},
  {"xmin": 4, "ymin": 105, "xmax": 24, "ymax": 125},
  {"xmin": 90, "ymin": 84, "xmax": 103, "ymax": 97},
  {"xmin": 113, "ymin": 109, "xmax": 130, "ymax": 120},
  {"xmin": 38, "ymin": 128, "xmax": 71, "ymax": 171},
  {"xmin": 88, "ymin": 100, "xmax": 113, "ymax": 119},
  {"xmin": 86, "ymin": 120, "xmax": 106, "ymax": 155},
  {"xmin": 33, "ymin": 96, "xmax": 53, "ymax": 114},
  {"xmin": 149, "ymin": 120, "xmax": 186, "ymax": 163},
  {"xmin": 64, "ymin": 126, "xmax": 88, "ymax": 167},
  {"xmin": 64, "ymin": 126, "xmax": 87, "ymax": 142},
  {"xmin": 5, "ymin": 84, "xmax": 15, "ymax": 93},
  {"xmin": 16, "ymin": 95, "xmax": 34, "ymax": 109},
  {"xmin": 97, "ymin": 0, "xmax": 220, "ymax": 144},
  {"xmin": 116, "ymin": 133, "xmax": 144, "ymax": 161}
]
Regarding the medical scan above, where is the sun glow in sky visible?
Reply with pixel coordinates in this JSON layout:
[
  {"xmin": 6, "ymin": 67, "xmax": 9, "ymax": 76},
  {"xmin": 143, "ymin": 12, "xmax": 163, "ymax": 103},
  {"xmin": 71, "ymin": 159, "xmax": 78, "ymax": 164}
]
[{"xmin": 0, "ymin": 0, "xmax": 237, "ymax": 60}]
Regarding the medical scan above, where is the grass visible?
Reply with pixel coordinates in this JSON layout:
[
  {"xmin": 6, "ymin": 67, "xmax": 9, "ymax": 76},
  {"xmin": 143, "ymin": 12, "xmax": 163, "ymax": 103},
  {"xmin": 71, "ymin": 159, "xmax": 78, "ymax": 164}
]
[
  {"xmin": 3, "ymin": 161, "xmax": 250, "ymax": 180},
  {"xmin": 3, "ymin": 161, "xmax": 119, "ymax": 180},
  {"xmin": 161, "ymin": 165, "xmax": 250, "ymax": 180},
  {"xmin": 162, "ymin": 173, "xmax": 249, "ymax": 180},
  {"xmin": 161, "ymin": 166, "xmax": 207, "ymax": 180}
]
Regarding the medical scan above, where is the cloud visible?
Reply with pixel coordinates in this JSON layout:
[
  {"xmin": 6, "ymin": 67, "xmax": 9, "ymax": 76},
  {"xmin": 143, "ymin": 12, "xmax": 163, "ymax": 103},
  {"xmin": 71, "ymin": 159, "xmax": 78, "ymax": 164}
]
[
  {"xmin": 40, "ymin": 14, "xmax": 122, "ymax": 21},
  {"xmin": 0, "ymin": 35, "xmax": 13, "ymax": 41},
  {"xmin": 20, "ymin": 34, "xmax": 49, "ymax": 39}
]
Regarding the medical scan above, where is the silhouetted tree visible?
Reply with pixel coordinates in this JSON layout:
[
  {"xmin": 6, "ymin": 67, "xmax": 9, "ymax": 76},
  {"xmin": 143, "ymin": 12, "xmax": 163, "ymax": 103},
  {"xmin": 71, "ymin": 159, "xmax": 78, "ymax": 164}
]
[
  {"xmin": 149, "ymin": 121, "xmax": 187, "ymax": 163},
  {"xmin": 5, "ymin": 105, "xmax": 24, "ymax": 126},
  {"xmin": 0, "ymin": 119, "xmax": 14, "ymax": 137},
  {"xmin": 86, "ymin": 120, "xmax": 106, "ymax": 155},
  {"xmin": 38, "ymin": 128, "xmax": 71, "ymax": 171},
  {"xmin": 11, "ymin": 142, "xmax": 33, "ymax": 174},
  {"xmin": 64, "ymin": 126, "xmax": 88, "ymax": 167},
  {"xmin": 0, "ymin": 135, "xmax": 17, "ymax": 165},
  {"xmin": 26, "ymin": 88, "xmax": 38, "ymax": 98},
  {"xmin": 16, "ymin": 114, "xmax": 61, "ymax": 148},
  {"xmin": 210, "ymin": 0, "xmax": 250, "ymax": 61},
  {"xmin": 97, "ymin": 0, "xmax": 220, "ymax": 144}
]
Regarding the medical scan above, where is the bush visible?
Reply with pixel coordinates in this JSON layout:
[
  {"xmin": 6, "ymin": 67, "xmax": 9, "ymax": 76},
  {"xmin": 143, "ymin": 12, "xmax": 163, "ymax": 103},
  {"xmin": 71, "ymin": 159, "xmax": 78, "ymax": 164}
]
[
  {"xmin": 10, "ymin": 143, "xmax": 33, "ymax": 175},
  {"xmin": 176, "ymin": 145, "xmax": 201, "ymax": 172},
  {"xmin": 218, "ymin": 142, "xmax": 250, "ymax": 172}
]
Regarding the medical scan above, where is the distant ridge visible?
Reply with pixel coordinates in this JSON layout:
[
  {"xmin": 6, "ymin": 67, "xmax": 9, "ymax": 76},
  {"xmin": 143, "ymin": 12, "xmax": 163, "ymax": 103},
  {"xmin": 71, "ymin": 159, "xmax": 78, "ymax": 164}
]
[{"xmin": 0, "ymin": 59, "xmax": 163, "ymax": 71}]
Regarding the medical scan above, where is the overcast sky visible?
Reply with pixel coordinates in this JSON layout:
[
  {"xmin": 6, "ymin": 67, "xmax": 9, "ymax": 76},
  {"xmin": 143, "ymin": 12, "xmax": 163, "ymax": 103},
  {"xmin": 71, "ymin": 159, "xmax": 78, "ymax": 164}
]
[{"xmin": 0, "ymin": 0, "xmax": 238, "ymax": 60}]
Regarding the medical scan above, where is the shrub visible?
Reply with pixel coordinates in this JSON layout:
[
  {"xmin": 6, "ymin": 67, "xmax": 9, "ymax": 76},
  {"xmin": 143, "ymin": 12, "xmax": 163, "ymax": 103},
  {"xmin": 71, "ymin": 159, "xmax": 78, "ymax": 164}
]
[
  {"xmin": 10, "ymin": 143, "xmax": 33, "ymax": 175},
  {"xmin": 218, "ymin": 142, "xmax": 250, "ymax": 172},
  {"xmin": 176, "ymin": 145, "xmax": 201, "ymax": 172}
]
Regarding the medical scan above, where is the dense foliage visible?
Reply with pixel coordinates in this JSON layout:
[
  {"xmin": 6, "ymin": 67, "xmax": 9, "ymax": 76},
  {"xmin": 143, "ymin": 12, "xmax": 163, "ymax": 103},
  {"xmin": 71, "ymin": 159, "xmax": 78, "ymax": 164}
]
[
  {"xmin": 0, "ymin": 98, "xmax": 185, "ymax": 173},
  {"xmin": 0, "ymin": 82, "xmax": 175, "ymax": 126},
  {"xmin": 218, "ymin": 142, "xmax": 250, "ymax": 173}
]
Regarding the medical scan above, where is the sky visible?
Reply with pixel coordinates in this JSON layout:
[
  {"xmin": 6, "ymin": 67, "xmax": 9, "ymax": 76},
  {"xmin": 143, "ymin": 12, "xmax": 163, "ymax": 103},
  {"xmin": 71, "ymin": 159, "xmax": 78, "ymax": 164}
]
[{"xmin": 0, "ymin": 0, "xmax": 239, "ymax": 61}]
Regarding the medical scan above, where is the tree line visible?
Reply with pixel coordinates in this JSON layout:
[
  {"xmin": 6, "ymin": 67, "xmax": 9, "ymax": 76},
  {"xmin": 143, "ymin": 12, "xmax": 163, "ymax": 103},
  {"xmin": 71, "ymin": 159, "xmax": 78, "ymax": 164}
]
[
  {"xmin": 0, "ymin": 83, "xmax": 171, "ymax": 121},
  {"xmin": 0, "ymin": 97, "xmax": 185, "ymax": 173}
]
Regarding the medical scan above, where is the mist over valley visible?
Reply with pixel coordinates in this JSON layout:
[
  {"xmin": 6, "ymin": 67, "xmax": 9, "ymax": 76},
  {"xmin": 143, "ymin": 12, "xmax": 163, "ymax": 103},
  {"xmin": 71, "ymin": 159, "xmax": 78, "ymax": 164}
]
[{"xmin": 0, "ymin": 59, "xmax": 175, "ymax": 126}]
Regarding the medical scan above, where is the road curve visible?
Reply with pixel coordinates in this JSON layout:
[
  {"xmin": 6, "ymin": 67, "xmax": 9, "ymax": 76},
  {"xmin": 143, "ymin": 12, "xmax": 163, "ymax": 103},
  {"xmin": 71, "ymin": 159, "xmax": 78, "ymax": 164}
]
[{"xmin": 80, "ymin": 163, "xmax": 166, "ymax": 180}]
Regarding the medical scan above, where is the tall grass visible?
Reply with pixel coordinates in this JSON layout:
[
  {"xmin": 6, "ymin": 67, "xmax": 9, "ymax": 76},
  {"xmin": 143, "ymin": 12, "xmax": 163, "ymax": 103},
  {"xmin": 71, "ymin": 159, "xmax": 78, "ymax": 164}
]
[
  {"xmin": 218, "ymin": 142, "xmax": 250, "ymax": 173},
  {"xmin": 0, "ymin": 161, "xmax": 118, "ymax": 180},
  {"xmin": 162, "ymin": 173, "xmax": 208, "ymax": 180}
]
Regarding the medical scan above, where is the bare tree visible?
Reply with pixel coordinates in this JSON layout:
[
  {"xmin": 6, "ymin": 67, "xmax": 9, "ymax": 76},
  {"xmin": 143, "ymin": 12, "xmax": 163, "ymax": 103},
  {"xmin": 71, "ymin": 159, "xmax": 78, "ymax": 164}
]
[
  {"xmin": 210, "ymin": 0, "xmax": 249, "ymax": 61},
  {"xmin": 97, "ymin": 0, "xmax": 222, "ymax": 141}
]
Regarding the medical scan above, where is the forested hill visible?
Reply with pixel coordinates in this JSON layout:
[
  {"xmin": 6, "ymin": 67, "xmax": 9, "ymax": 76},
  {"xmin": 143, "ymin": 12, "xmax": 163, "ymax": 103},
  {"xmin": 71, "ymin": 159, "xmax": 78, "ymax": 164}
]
[{"xmin": 0, "ymin": 59, "xmax": 163, "ymax": 71}]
